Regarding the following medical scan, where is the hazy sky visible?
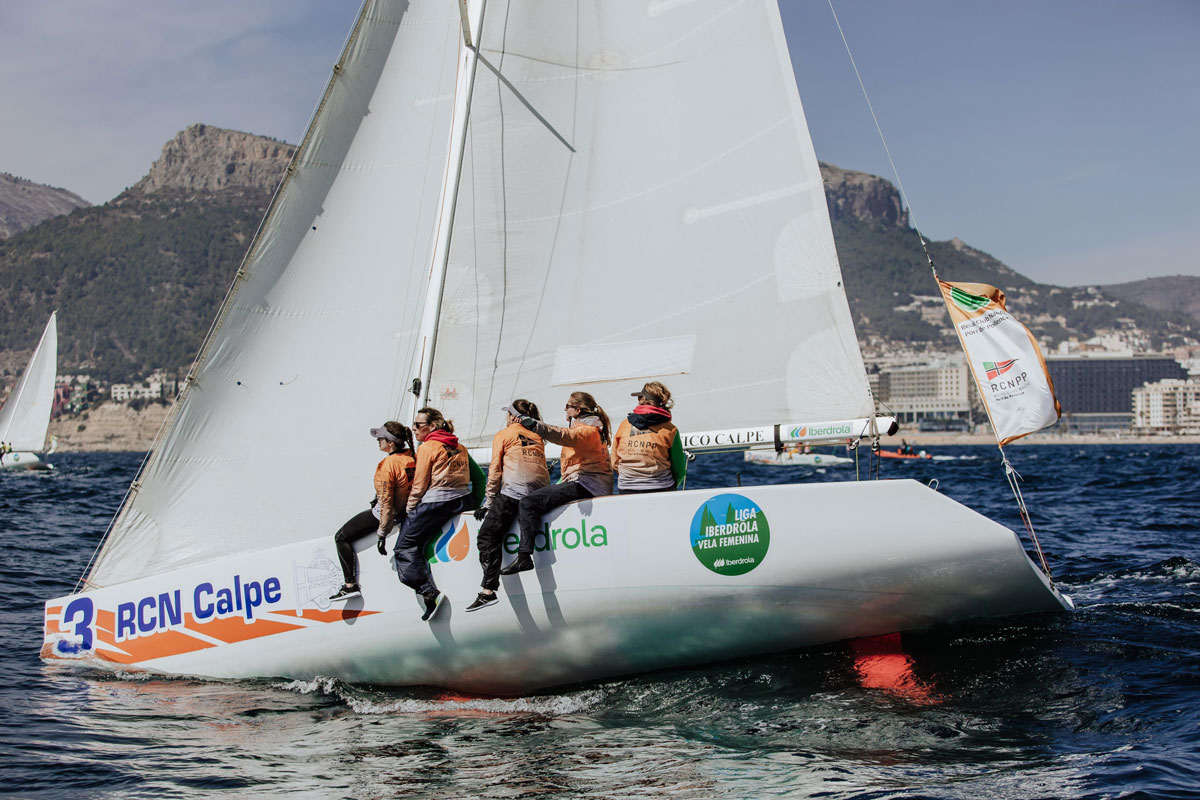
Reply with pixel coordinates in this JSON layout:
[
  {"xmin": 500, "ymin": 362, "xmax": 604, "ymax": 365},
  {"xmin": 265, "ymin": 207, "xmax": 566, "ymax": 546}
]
[{"xmin": 1, "ymin": 1, "xmax": 1196, "ymax": 287}]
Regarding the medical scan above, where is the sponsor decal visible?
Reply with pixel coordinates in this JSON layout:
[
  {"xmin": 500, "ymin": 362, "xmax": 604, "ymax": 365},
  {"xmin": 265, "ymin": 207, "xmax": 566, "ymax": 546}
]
[
  {"xmin": 43, "ymin": 552, "xmax": 378, "ymax": 665},
  {"xmin": 425, "ymin": 519, "xmax": 471, "ymax": 563},
  {"xmin": 293, "ymin": 550, "xmax": 341, "ymax": 611},
  {"xmin": 689, "ymin": 493, "xmax": 770, "ymax": 576},
  {"xmin": 984, "ymin": 359, "xmax": 1018, "ymax": 380},
  {"xmin": 502, "ymin": 516, "xmax": 608, "ymax": 554},
  {"xmin": 791, "ymin": 426, "xmax": 807, "ymax": 438},
  {"xmin": 949, "ymin": 286, "xmax": 991, "ymax": 312},
  {"xmin": 680, "ymin": 428, "xmax": 769, "ymax": 449}
]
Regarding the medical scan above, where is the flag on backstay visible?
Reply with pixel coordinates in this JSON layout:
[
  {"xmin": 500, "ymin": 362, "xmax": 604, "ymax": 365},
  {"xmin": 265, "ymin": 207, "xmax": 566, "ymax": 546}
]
[{"xmin": 939, "ymin": 280, "xmax": 1061, "ymax": 445}]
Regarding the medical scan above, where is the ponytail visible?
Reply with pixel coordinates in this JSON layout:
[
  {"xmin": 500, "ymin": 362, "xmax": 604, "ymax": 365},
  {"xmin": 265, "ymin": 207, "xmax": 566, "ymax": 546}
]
[
  {"xmin": 383, "ymin": 421, "xmax": 415, "ymax": 455},
  {"xmin": 510, "ymin": 398, "xmax": 541, "ymax": 422},
  {"xmin": 417, "ymin": 406, "xmax": 454, "ymax": 434},
  {"xmin": 567, "ymin": 391, "xmax": 610, "ymax": 445}
]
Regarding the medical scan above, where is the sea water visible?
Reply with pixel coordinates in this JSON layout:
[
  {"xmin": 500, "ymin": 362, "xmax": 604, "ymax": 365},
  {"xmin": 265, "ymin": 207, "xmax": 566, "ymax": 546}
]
[{"xmin": 2, "ymin": 446, "xmax": 1198, "ymax": 799}]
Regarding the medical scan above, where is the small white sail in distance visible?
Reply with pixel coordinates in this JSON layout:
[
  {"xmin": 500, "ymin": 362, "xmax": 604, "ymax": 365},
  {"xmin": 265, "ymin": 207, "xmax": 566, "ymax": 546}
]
[{"xmin": 0, "ymin": 312, "xmax": 57, "ymax": 453}]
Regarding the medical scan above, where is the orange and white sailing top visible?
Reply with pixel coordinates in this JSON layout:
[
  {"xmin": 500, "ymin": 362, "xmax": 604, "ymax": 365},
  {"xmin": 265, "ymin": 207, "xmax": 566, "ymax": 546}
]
[
  {"xmin": 486, "ymin": 423, "xmax": 549, "ymax": 502},
  {"xmin": 407, "ymin": 431, "xmax": 471, "ymax": 512},
  {"xmin": 373, "ymin": 452, "xmax": 415, "ymax": 532},
  {"xmin": 525, "ymin": 415, "xmax": 612, "ymax": 497},
  {"xmin": 611, "ymin": 406, "xmax": 684, "ymax": 491}
]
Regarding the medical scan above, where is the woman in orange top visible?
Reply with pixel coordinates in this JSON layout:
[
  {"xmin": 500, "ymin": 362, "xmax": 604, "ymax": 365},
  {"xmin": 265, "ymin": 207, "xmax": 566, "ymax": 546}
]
[
  {"xmin": 329, "ymin": 421, "xmax": 415, "ymax": 602},
  {"xmin": 500, "ymin": 391, "xmax": 612, "ymax": 575},
  {"xmin": 611, "ymin": 381, "xmax": 686, "ymax": 494},
  {"xmin": 468, "ymin": 399, "xmax": 549, "ymax": 610},
  {"xmin": 393, "ymin": 406, "xmax": 482, "ymax": 620}
]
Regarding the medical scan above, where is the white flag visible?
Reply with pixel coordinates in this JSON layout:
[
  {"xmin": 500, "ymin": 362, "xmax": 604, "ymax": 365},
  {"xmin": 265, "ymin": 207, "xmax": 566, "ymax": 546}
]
[{"xmin": 939, "ymin": 281, "xmax": 1061, "ymax": 445}]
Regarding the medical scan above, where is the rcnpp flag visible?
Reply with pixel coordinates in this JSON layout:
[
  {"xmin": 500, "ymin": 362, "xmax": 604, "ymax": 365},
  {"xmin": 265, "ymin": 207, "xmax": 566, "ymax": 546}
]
[{"xmin": 939, "ymin": 280, "xmax": 1061, "ymax": 445}]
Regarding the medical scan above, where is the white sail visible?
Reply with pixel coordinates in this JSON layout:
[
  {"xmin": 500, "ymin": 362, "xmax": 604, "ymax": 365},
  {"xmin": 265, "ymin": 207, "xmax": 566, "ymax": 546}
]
[
  {"xmin": 0, "ymin": 312, "xmax": 57, "ymax": 452},
  {"xmin": 426, "ymin": 0, "xmax": 874, "ymax": 446},
  {"xmin": 88, "ymin": 0, "xmax": 463, "ymax": 587}
]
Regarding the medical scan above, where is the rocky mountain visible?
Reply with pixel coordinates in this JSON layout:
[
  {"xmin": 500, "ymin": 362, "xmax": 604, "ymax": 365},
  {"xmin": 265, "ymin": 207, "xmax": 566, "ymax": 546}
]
[
  {"xmin": 0, "ymin": 125, "xmax": 1195, "ymax": 387},
  {"xmin": 133, "ymin": 123, "xmax": 295, "ymax": 194},
  {"xmin": 0, "ymin": 172, "xmax": 90, "ymax": 238},
  {"xmin": 0, "ymin": 125, "xmax": 290, "ymax": 380},
  {"xmin": 1100, "ymin": 276, "xmax": 1200, "ymax": 327}
]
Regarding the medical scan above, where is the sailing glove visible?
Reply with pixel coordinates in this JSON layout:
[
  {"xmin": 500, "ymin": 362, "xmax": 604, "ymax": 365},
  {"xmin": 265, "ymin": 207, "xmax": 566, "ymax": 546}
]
[
  {"xmin": 474, "ymin": 505, "xmax": 489, "ymax": 521},
  {"xmin": 376, "ymin": 533, "xmax": 388, "ymax": 555}
]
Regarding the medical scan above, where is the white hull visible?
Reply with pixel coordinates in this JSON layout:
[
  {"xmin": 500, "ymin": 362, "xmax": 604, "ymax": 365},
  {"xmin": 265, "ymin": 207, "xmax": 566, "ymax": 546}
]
[
  {"xmin": 743, "ymin": 450, "xmax": 853, "ymax": 467},
  {"xmin": 44, "ymin": 480, "xmax": 1070, "ymax": 695},
  {"xmin": 1, "ymin": 451, "xmax": 50, "ymax": 471}
]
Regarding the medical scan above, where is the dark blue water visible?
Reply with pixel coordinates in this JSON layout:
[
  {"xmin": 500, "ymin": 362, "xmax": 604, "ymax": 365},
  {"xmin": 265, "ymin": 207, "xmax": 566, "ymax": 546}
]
[{"xmin": 3, "ymin": 446, "xmax": 1199, "ymax": 799}]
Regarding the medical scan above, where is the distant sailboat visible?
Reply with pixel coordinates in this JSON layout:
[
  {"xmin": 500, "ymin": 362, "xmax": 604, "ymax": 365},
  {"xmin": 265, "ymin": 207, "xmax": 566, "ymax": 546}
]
[
  {"xmin": 42, "ymin": 0, "xmax": 1069, "ymax": 694},
  {"xmin": 1, "ymin": 312, "xmax": 57, "ymax": 471}
]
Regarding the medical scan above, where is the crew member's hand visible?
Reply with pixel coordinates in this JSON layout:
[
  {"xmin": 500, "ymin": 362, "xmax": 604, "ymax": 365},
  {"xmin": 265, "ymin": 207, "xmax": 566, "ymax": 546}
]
[
  {"xmin": 376, "ymin": 534, "xmax": 388, "ymax": 555},
  {"xmin": 474, "ymin": 506, "xmax": 489, "ymax": 522}
]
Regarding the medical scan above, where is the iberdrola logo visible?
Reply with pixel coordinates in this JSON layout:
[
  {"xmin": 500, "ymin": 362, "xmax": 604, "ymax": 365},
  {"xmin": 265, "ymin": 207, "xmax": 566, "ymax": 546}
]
[
  {"xmin": 790, "ymin": 426, "xmax": 807, "ymax": 438},
  {"xmin": 950, "ymin": 286, "xmax": 991, "ymax": 312},
  {"xmin": 424, "ymin": 519, "xmax": 470, "ymax": 563},
  {"xmin": 984, "ymin": 359, "xmax": 1018, "ymax": 380}
]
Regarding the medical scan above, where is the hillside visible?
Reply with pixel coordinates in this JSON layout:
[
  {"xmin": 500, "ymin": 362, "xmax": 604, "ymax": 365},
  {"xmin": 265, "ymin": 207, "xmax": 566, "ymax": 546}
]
[
  {"xmin": 0, "ymin": 126, "xmax": 1195, "ymax": 386},
  {"xmin": 0, "ymin": 172, "xmax": 90, "ymax": 238},
  {"xmin": 1100, "ymin": 276, "xmax": 1200, "ymax": 326},
  {"xmin": 824, "ymin": 167, "xmax": 1199, "ymax": 348},
  {"xmin": 0, "ymin": 124, "xmax": 292, "ymax": 380}
]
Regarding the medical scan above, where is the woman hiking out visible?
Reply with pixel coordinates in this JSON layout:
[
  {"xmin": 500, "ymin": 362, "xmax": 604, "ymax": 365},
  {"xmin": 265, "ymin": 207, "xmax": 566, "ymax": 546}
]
[
  {"xmin": 611, "ymin": 381, "xmax": 686, "ymax": 494},
  {"xmin": 500, "ymin": 391, "xmax": 612, "ymax": 575},
  {"xmin": 468, "ymin": 399, "xmax": 549, "ymax": 610},
  {"xmin": 392, "ymin": 407, "xmax": 483, "ymax": 620},
  {"xmin": 329, "ymin": 421, "xmax": 416, "ymax": 602}
]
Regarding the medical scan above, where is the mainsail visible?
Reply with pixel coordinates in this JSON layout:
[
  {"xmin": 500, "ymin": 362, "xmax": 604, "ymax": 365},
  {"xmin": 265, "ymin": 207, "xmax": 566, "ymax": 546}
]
[
  {"xmin": 0, "ymin": 312, "xmax": 57, "ymax": 452},
  {"xmin": 428, "ymin": 0, "xmax": 873, "ymax": 445},
  {"xmin": 88, "ymin": 0, "xmax": 873, "ymax": 588}
]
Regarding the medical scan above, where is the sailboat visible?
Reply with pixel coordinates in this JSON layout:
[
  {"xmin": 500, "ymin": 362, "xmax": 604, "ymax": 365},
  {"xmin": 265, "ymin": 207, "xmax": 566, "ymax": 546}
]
[
  {"xmin": 1, "ymin": 312, "xmax": 57, "ymax": 471},
  {"xmin": 41, "ymin": 0, "xmax": 1070, "ymax": 695}
]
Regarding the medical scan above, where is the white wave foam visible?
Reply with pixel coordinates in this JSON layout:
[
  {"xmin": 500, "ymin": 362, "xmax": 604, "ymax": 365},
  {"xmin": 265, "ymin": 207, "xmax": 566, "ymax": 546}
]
[{"xmin": 273, "ymin": 676, "xmax": 607, "ymax": 716}]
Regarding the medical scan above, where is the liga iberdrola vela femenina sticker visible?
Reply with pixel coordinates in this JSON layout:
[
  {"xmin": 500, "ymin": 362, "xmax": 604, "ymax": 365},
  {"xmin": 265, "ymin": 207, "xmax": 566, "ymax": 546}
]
[{"xmin": 689, "ymin": 493, "xmax": 770, "ymax": 575}]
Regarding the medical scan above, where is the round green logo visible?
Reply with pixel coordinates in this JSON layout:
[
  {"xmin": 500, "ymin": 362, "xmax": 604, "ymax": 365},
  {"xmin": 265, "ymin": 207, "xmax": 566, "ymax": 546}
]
[{"xmin": 689, "ymin": 493, "xmax": 770, "ymax": 576}]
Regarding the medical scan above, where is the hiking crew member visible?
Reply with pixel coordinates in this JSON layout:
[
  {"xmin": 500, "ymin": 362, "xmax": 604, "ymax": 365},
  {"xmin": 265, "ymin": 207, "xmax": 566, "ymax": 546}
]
[
  {"xmin": 329, "ymin": 422, "xmax": 415, "ymax": 602},
  {"xmin": 619, "ymin": 381, "xmax": 686, "ymax": 494},
  {"xmin": 392, "ymin": 407, "xmax": 483, "ymax": 620},
  {"xmin": 611, "ymin": 381, "xmax": 686, "ymax": 494},
  {"xmin": 468, "ymin": 399, "xmax": 549, "ymax": 611},
  {"xmin": 500, "ymin": 392, "xmax": 612, "ymax": 575}
]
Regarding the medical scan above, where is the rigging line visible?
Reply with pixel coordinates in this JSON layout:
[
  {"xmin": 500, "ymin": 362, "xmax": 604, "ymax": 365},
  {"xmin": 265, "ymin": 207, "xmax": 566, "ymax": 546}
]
[
  {"xmin": 1002, "ymin": 448, "xmax": 1053, "ymax": 581},
  {"xmin": 826, "ymin": 0, "xmax": 936, "ymax": 277}
]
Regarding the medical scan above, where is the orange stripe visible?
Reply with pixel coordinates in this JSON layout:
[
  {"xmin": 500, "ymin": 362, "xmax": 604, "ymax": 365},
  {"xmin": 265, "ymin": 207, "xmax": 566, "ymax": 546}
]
[{"xmin": 185, "ymin": 613, "xmax": 304, "ymax": 644}]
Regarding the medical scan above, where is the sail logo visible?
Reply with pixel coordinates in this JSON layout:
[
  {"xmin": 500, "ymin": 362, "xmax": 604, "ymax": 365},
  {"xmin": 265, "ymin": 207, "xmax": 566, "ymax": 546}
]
[
  {"xmin": 950, "ymin": 286, "xmax": 991, "ymax": 312},
  {"xmin": 984, "ymin": 359, "xmax": 1018, "ymax": 380},
  {"xmin": 689, "ymin": 493, "xmax": 770, "ymax": 576},
  {"xmin": 425, "ymin": 519, "xmax": 470, "ymax": 563}
]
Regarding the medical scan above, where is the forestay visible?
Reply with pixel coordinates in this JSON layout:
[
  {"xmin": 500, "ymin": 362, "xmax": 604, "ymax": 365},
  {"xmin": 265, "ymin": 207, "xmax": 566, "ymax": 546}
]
[
  {"xmin": 88, "ymin": 1, "xmax": 463, "ymax": 587},
  {"xmin": 426, "ymin": 0, "xmax": 873, "ymax": 447},
  {"xmin": 0, "ymin": 312, "xmax": 57, "ymax": 452}
]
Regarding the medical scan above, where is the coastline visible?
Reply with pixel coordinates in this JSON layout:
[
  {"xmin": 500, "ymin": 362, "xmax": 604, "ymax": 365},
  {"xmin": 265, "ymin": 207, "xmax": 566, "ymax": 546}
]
[
  {"xmin": 40, "ymin": 403, "xmax": 1200, "ymax": 452},
  {"xmin": 880, "ymin": 432, "xmax": 1200, "ymax": 447}
]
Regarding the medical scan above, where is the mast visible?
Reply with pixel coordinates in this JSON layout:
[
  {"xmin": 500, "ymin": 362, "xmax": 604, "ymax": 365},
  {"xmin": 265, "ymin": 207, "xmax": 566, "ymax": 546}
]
[{"xmin": 409, "ymin": 0, "xmax": 487, "ymax": 418}]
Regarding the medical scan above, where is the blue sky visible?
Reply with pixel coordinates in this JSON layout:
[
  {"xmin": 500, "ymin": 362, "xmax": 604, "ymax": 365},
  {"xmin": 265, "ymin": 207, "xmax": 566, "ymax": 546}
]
[{"xmin": 1, "ymin": 1, "xmax": 1195, "ymax": 286}]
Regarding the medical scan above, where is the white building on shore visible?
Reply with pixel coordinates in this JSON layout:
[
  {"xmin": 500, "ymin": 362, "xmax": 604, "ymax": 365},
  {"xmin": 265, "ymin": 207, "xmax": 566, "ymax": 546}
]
[{"xmin": 1133, "ymin": 378, "xmax": 1200, "ymax": 435}]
